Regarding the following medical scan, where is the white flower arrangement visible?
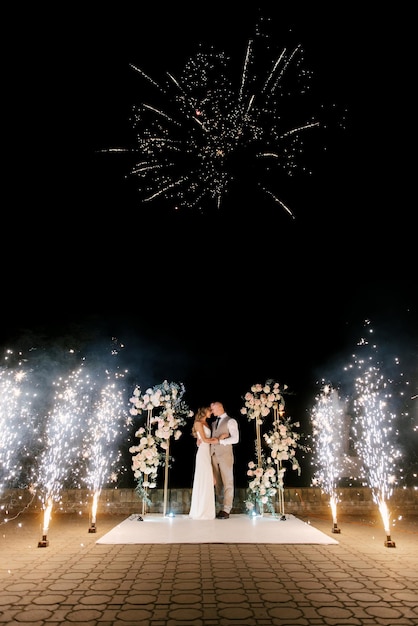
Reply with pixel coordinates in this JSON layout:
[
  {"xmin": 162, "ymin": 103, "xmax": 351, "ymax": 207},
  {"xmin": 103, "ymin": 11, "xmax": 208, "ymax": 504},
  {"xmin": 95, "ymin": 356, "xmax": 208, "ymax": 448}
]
[
  {"xmin": 242, "ymin": 379, "xmax": 307, "ymax": 515},
  {"xmin": 129, "ymin": 427, "xmax": 160, "ymax": 493},
  {"xmin": 240, "ymin": 379, "xmax": 287, "ymax": 423},
  {"xmin": 263, "ymin": 415, "xmax": 304, "ymax": 486},
  {"xmin": 152, "ymin": 380, "xmax": 191, "ymax": 447},
  {"xmin": 129, "ymin": 385, "xmax": 163, "ymax": 415},
  {"xmin": 128, "ymin": 380, "xmax": 192, "ymax": 503},
  {"xmin": 245, "ymin": 458, "xmax": 282, "ymax": 515}
]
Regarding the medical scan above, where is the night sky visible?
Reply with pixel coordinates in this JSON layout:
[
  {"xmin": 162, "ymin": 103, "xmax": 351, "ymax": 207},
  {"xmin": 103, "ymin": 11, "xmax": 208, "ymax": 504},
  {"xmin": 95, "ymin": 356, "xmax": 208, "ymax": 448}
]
[{"xmin": 5, "ymin": 5, "xmax": 417, "ymax": 486}]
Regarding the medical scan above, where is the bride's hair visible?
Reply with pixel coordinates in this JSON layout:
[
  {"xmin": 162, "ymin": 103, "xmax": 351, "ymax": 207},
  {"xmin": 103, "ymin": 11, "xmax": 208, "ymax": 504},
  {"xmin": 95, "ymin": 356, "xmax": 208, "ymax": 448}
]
[{"xmin": 192, "ymin": 406, "xmax": 211, "ymax": 438}]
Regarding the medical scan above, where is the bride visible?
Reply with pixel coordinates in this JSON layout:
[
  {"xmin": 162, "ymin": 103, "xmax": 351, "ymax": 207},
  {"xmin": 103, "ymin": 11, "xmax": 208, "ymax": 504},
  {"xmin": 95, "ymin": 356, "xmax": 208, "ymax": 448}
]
[{"xmin": 189, "ymin": 406, "xmax": 220, "ymax": 520}]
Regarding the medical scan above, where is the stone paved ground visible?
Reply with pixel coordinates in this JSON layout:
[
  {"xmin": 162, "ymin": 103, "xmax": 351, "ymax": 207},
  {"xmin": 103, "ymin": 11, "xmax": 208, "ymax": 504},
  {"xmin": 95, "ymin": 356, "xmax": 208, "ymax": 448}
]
[{"xmin": 1, "ymin": 511, "xmax": 417, "ymax": 625}]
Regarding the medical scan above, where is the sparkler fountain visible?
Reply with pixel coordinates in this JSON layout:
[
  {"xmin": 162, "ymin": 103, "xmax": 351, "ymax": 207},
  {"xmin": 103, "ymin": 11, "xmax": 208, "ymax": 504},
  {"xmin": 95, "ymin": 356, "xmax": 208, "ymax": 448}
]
[
  {"xmin": 0, "ymin": 350, "xmax": 39, "ymax": 502},
  {"xmin": 310, "ymin": 382, "xmax": 349, "ymax": 533},
  {"xmin": 81, "ymin": 373, "xmax": 130, "ymax": 533},
  {"xmin": 349, "ymin": 321, "xmax": 404, "ymax": 547},
  {"xmin": 36, "ymin": 366, "xmax": 93, "ymax": 546},
  {"xmin": 35, "ymin": 347, "xmax": 131, "ymax": 544},
  {"xmin": 0, "ymin": 337, "xmax": 134, "ymax": 541}
]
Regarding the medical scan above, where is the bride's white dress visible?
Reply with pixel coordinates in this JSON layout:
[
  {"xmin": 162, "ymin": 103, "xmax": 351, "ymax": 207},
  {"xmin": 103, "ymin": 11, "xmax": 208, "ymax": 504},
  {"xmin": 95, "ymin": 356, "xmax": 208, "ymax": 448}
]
[{"xmin": 189, "ymin": 425, "xmax": 215, "ymax": 520}]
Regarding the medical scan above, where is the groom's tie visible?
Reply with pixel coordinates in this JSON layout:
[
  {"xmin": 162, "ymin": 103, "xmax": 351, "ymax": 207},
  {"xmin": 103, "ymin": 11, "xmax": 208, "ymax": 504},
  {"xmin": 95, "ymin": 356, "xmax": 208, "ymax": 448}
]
[{"xmin": 215, "ymin": 418, "xmax": 220, "ymax": 430}]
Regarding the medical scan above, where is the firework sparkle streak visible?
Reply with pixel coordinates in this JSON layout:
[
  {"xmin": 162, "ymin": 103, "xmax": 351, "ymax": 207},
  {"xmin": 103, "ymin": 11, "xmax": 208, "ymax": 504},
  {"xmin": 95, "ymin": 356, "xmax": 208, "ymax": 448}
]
[{"xmin": 102, "ymin": 21, "xmax": 325, "ymax": 215}]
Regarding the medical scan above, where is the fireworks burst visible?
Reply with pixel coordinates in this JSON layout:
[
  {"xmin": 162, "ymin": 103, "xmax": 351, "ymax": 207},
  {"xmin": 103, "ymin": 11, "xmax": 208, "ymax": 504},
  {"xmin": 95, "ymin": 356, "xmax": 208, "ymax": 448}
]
[{"xmin": 104, "ymin": 18, "xmax": 333, "ymax": 216}]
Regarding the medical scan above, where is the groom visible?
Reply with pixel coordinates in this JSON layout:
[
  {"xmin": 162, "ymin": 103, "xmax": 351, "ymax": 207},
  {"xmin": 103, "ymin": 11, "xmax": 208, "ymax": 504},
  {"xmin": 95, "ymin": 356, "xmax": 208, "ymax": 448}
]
[{"xmin": 210, "ymin": 401, "xmax": 239, "ymax": 519}]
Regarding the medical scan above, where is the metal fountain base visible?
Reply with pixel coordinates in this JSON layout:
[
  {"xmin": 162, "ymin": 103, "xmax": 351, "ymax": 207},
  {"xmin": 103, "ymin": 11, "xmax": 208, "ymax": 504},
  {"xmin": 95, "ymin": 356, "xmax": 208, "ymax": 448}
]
[{"xmin": 38, "ymin": 535, "xmax": 49, "ymax": 547}]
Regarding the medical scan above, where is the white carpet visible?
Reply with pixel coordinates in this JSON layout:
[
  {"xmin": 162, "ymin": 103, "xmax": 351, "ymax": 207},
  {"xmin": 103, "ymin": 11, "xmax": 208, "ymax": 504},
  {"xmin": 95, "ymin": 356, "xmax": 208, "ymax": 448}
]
[{"xmin": 96, "ymin": 514, "xmax": 339, "ymax": 545}]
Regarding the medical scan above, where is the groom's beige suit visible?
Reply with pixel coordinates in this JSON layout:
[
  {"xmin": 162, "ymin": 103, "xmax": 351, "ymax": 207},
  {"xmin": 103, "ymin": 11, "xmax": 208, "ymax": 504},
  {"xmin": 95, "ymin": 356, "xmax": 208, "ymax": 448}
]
[{"xmin": 211, "ymin": 413, "xmax": 239, "ymax": 514}]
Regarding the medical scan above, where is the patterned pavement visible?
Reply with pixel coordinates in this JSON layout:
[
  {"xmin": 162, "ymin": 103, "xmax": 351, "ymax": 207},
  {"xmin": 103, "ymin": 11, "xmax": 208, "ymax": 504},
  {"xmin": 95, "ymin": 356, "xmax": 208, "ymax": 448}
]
[{"xmin": 1, "ymin": 512, "xmax": 417, "ymax": 625}]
